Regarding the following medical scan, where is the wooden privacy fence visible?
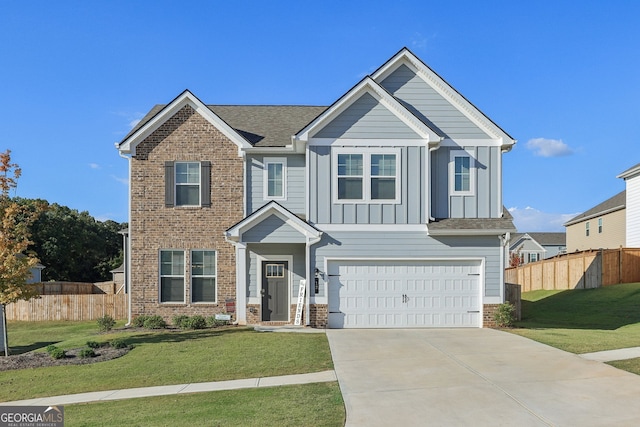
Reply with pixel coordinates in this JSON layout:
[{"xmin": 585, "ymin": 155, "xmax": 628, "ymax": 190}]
[
  {"xmin": 505, "ymin": 248, "xmax": 640, "ymax": 292},
  {"xmin": 5, "ymin": 294, "xmax": 127, "ymax": 321}
]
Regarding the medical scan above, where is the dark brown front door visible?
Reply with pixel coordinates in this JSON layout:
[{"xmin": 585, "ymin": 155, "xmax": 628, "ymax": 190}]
[{"xmin": 261, "ymin": 261, "xmax": 288, "ymax": 321}]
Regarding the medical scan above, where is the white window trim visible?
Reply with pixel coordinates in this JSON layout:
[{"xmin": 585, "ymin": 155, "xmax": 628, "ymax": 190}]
[
  {"xmin": 159, "ymin": 249, "xmax": 186, "ymax": 304},
  {"xmin": 332, "ymin": 147, "xmax": 401, "ymax": 204},
  {"xmin": 175, "ymin": 161, "xmax": 201, "ymax": 207},
  {"xmin": 190, "ymin": 249, "xmax": 217, "ymax": 304},
  {"xmin": 449, "ymin": 150, "xmax": 475, "ymax": 196},
  {"xmin": 263, "ymin": 157, "xmax": 287, "ymax": 201}
]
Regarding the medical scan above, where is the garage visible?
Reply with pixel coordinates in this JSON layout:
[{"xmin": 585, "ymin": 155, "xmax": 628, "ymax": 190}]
[{"xmin": 327, "ymin": 259, "xmax": 482, "ymax": 328}]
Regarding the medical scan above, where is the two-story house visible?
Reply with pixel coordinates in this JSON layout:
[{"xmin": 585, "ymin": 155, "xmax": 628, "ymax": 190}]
[{"xmin": 117, "ymin": 48, "xmax": 516, "ymax": 328}]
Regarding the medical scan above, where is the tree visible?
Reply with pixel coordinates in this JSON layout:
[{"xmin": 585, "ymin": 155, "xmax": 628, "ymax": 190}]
[
  {"xmin": 0, "ymin": 150, "xmax": 43, "ymax": 355},
  {"xmin": 509, "ymin": 244, "xmax": 524, "ymax": 268}
]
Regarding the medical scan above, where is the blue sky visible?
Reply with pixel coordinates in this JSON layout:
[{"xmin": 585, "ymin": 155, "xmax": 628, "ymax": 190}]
[{"xmin": 2, "ymin": 1, "xmax": 639, "ymax": 231}]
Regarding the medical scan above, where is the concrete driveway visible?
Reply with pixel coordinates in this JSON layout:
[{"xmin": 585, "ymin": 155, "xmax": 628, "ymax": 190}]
[{"xmin": 326, "ymin": 328, "xmax": 640, "ymax": 426}]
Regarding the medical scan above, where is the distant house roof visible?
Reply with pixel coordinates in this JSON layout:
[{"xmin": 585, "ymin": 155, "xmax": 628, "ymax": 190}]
[
  {"xmin": 617, "ymin": 162, "xmax": 640, "ymax": 180},
  {"xmin": 511, "ymin": 232, "xmax": 566, "ymax": 246},
  {"xmin": 125, "ymin": 103, "xmax": 328, "ymax": 148},
  {"xmin": 564, "ymin": 190, "xmax": 626, "ymax": 227},
  {"xmin": 110, "ymin": 264, "xmax": 124, "ymax": 274}
]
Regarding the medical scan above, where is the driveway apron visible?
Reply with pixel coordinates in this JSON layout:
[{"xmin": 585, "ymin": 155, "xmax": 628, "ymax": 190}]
[{"xmin": 326, "ymin": 328, "xmax": 640, "ymax": 427}]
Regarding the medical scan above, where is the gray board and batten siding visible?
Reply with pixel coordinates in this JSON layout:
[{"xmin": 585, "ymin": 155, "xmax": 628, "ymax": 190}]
[
  {"xmin": 247, "ymin": 154, "xmax": 306, "ymax": 215},
  {"xmin": 379, "ymin": 64, "xmax": 490, "ymax": 140},
  {"xmin": 312, "ymin": 231, "xmax": 503, "ymax": 298}
]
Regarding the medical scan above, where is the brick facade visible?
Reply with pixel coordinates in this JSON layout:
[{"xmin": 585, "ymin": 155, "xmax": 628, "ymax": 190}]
[
  {"xmin": 483, "ymin": 304, "xmax": 499, "ymax": 328},
  {"xmin": 130, "ymin": 105, "xmax": 243, "ymax": 321}
]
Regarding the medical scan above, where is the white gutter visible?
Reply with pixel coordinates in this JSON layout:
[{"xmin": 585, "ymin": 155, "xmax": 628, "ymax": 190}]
[{"xmin": 117, "ymin": 149, "xmax": 133, "ymax": 327}]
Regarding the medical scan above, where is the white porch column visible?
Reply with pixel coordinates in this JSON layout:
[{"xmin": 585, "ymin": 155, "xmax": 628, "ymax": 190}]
[{"xmin": 236, "ymin": 243, "xmax": 247, "ymax": 325}]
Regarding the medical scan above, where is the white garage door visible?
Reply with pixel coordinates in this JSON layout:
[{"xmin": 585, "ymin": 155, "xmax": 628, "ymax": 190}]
[{"xmin": 327, "ymin": 259, "xmax": 482, "ymax": 328}]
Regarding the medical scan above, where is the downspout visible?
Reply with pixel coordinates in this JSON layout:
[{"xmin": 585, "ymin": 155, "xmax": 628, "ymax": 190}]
[
  {"xmin": 499, "ymin": 232, "xmax": 511, "ymax": 303},
  {"xmin": 118, "ymin": 151, "xmax": 133, "ymax": 327}
]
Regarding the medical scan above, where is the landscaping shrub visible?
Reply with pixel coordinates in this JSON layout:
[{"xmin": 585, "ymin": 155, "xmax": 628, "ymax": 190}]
[
  {"xmin": 97, "ymin": 315, "xmax": 116, "ymax": 332},
  {"xmin": 143, "ymin": 315, "xmax": 167, "ymax": 329},
  {"xmin": 133, "ymin": 315, "xmax": 150, "ymax": 328},
  {"xmin": 183, "ymin": 315, "xmax": 207, "ymax": 330},
  {"xmin": 46, "ymin": 345, "xmax": 66, "ymax": 360},
  {"xmin": 206, "ymin": 316, "xmax": 229, "ymax": 327},
  {"xmin": 172, "ymin": 314, "xmax": 189, "ymax": 328},
  {"xmin": 494, "ymin": 302, "xmax": 516, "ymax": 328},
  {"xmin": 86, "ymin": 341, "xmax": 101, "ymax": 349},
  {"xmin": 78, "ymin": 348, "xmax": 96, "ymax": 358},
  {"xmin": 110, "ymin": 338, "xmax": 129, "ymax": 349}
]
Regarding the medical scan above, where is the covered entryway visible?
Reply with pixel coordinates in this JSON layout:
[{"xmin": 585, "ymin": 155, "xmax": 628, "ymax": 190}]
[{"xmin": 327, "ymin": 259, "xmax": 482, "ymax": 328}]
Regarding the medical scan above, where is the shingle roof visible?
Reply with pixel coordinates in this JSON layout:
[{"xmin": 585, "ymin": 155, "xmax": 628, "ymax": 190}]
[
  {"xmin": 428, "ymin": 208, "xmax": 516, "ymax": 234},
  {"xmin": 123, "ymin": 104, "xmax": 327, "ymax": 148},
  {"xmin": 564, "ymin": 190, "xmax": 626, "ymax": 226},
  {"xmin": 512, "ymin": 232, "xmax": 566, "ymax": 246}
]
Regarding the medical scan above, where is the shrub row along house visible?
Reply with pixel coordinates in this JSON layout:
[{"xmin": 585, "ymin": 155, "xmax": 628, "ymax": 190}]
[{"xmin": 116, "ymin": 48, "xmax": 516, "ymax": 328}]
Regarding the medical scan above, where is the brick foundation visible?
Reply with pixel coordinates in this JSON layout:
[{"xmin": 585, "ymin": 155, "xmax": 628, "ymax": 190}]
[{"xmin": 483, "ymin": 304, "xmax": 500, "ymax": 328}]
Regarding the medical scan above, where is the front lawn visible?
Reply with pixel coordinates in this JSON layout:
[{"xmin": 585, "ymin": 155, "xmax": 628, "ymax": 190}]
[
  {"xmin": 1, "ymin": 322, "xmax": 334, "ymax": 402},
  {"xmin": 66, "ymin": 382, "xmax": 344, "ymax": 427},
  {"xmin": 506, "ymin": 283, "xmax": 640, "ymax": 373}
]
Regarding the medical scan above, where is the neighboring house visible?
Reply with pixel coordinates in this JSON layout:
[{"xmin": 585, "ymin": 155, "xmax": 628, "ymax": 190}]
[
  {"xmin": 564, "ymin": 191, "xmax": 626, "ymax": 252},
  {"xmin": 28, "ymin": 263, "xmax": 45, "ymax": 284},
  {"xmin": 618, "ymin": 162, "xmax": 640, "ymax": 247},
  {"xmin": 509, "ymin": 232, "xmax": 566, "ymax": 264},
  {"xmin": 117, "ymin": 47, "xmax": 516, "ymax": 328}
]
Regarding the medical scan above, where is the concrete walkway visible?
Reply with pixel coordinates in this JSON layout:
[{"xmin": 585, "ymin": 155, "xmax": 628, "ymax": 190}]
[
  {"xmin": 0, "ymin": 370, "xmax": 337, "ymax": 406},
  {"xmin": 580, "ymin": 346, "xmax": 640, "ymax": 362}
]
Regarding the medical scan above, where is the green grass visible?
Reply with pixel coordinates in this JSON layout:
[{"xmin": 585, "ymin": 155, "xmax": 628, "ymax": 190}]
[
  {"xmin": 507, "ymin": 283, "xmax": 640, "ymax": 354},
  {"xmin": 65, "ymin": 382, "xmax": 345, "ymax": 427},
  {"xmin": 0, "ymin": 325, "xmax": 334, "ymax": 402},
  {"xmin": 6, "ymin": 320, "xmax": 126, "ymax": 354}
]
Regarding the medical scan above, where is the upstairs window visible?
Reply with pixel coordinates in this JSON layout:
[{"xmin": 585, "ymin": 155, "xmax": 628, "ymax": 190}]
[
  {"xmin": 586, "ymin": 222, "xmax": 590, "ymax": 236},
  {"xmin": 371, "ymin": 154, "xmax": 396, "ymax": 200},
  {"xmin": 449, "ymin": 151, "xmax": 475, "ymax": 195},
  {"xmin": 337, "ymin": 154, "xmax": 363, "ymax": 200},
  {"xmin": 175, "ymin": 162, "xmax": 201, "ymax": 206},
  {"xmin": 333, "ymin": 148, "xmax": 400, "ymax": 203},
  {"xmin": 598, "ymin": 218, "xmax": 603, "ymax": 233},
  {"xmin": 263, "ymin": 157, "xmax": 287, "ymax": 200},
  {"xmin": 164, "ymin": 161, "xmax": 211, "ymax": 208}
]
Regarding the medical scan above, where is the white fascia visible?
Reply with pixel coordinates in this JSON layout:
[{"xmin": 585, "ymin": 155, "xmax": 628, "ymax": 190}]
[
  {"xmin": 372, "ymin": 49, "xmax": 516, "ymax": 151},
  {"xmin": 295, "ymin": 77, "xmax": 441, "ymax": 145},
  {"xmin": 117, "ymin": 90, "xmax": 251, "ymax": 157}
]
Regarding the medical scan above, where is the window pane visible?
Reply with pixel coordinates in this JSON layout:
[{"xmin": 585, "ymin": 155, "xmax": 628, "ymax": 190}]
[
  {"xmin": 338, "ymin": 154, "xmax": 363, "ymax": 176},
  {"xmin": 161, "ymin": 277, "xmax": 184, "ymax": 302},
  {"xmin": 338, "ymin": 177, "xmax": 363, "ymax": 199},
  {"xmin": 267, "ymin": 163, "xmax": 283, "ymax": 197},
  {"xmin": 176, "ymin": 162, "xmax": 200, "ymax": 184},
  {"xmin": 161, "ymin": 250, "xmax": 183, "ymax": 275},
  {"xmin": 192, "ymin": 277, "xmax": 216, "ymax": 302},
  {"xmin": 371, "ymin": 178, "xmax": 396, "ymax": 199},
  {"xmin": 454, "ymin": 157, "xmax": 470, "ymax": 192},
  {"xmin": 192, "ymin": 250, "xmax": 216, "ymax": 276},
  {"xmin": 176, "ymin": 185, "xmax": 200, "ymax": 205},
  {"xmin": 371, "ymin": 154, "xmax": 396, "ymax": 176}
]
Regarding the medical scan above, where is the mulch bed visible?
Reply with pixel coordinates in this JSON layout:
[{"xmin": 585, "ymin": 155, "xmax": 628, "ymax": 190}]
[{"xmin": 0, "ymin": 346, "xmax": 130, "ymax": 371}]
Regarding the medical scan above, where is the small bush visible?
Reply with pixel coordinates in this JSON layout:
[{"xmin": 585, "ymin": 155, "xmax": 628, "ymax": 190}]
[
  {"xmin": 494, "ymin": 302, "xmax": 516, "ymax": 328},
  {"xmin": 110, "ymin": 338, "xmax": 129, "ymax": 349},
  {"xmin": 183, "ymin": 315, "xmax": 207, "ymax": 330},
  {"xmin": 78, "ymin": 348, "xmax": 96, "ymax": 358},
  {"xmin": 97, "ymin": 315, "xmax": 116, "ymax": 332},
  {"xmin": 143, "ymin": 315, "xmax": 167, "ymax": 329},
  {"xmin": 86, "ymin": 341, "xmax": 101, "ymax": 349},
  {"xmin": 206, "ymin": 316, "xmax": 229, "ymax": 328},
  {"xmin": 47, "ymin": 346, "xmax": 66, "ymax": 360},
  {"xmin": 172, "ymin": 315, "xmax": 190, "ymax": 328},
  {"xmin": 133, "ymin": 315, "xmax": 150, "ymax": 328}
]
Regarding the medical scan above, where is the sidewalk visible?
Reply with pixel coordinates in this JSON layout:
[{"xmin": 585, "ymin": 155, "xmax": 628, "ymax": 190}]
[
  {"xmin": 580, "ymin": 346, "xmax": 640, "ymax": 362},
  {"xmin": 0, "ymin": 370, "xmax": 337, "ymax": 407}
]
